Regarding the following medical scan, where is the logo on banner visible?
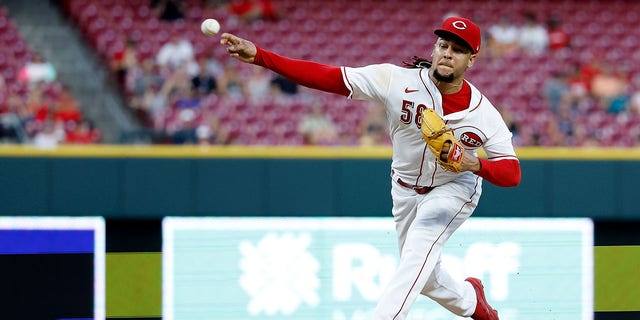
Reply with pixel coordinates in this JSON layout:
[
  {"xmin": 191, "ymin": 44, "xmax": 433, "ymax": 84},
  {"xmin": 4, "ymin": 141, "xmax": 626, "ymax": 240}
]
[{"xmin": 239, "ymin": 232, "xmax": 320, "ymax": 315}]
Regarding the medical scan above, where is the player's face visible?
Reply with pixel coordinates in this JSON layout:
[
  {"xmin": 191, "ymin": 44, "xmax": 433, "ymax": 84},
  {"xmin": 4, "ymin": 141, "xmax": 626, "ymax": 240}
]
[{"xmin": 431, "ymin": 38, "xmax": 476, "ymax": 83}]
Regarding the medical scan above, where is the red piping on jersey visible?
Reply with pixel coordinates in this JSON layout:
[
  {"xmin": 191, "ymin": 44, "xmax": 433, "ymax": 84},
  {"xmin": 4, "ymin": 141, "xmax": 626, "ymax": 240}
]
[
  {"xmin": 392, "ymin": 176, "xmax": 480, "ymax": 319},
  {"xmin": 453, "ymin": 125, "xmax": 488, "ymax": 141},
  {"xmin": 431, "ymin": 158, "xmax": 442, "ymax": 183},
  {"xmin": 418, "ymin": 69, "xmax": 436, "ymax": 107},
  {"xmin": 416, "ymin": 68, "xmax": 437, "ymax": 186},
  {"xmin": 341, "ymin": 66, "xmax": 355, "ymax": 97},
  {"xmin": 414, "ymin": 144, "xmax": 429, "ymax": 186},
  {"xmin": 469, "ymin": 92, "xmax": 483, "ymax": 112},
  {"xmin": 488, "ymin": 155, "xmax": 518, "ymax": 161}
]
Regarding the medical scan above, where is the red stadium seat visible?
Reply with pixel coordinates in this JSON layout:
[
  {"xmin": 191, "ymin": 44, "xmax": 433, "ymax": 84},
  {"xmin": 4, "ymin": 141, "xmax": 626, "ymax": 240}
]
[{"xmin": 53, "ymin": 0, "xmax": 640, "ymax": 146}]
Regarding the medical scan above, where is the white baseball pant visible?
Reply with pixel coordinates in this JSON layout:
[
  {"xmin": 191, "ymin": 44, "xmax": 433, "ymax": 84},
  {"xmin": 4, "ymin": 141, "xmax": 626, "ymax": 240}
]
[{"xmin": 371, "ymin": 174, "xmax": 482, "ymax": 319}]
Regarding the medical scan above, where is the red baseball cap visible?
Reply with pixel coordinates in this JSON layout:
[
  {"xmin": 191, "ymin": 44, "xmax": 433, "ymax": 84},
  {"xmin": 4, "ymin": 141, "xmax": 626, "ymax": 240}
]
[{"xmin": 434, "ymin": 17, "xmax": 481, "ymax": 54}]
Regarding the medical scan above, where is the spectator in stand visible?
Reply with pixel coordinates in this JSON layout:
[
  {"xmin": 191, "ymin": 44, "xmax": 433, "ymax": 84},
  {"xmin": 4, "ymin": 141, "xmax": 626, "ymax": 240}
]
[
  {"xmin": 33, "ymin": 118, "xmax": 65, "ymax": 148},
  {"xmin": 270, "ymin": 74, "xmax": 298, "ymax": 95},
  {"xmin": 542, "ymin": 116, "xmax": 568, "ymax": 146},
  {"xmin": 7, "ymin": 94, "xmax": 29, "ymax": 125},
  {"xmin": 630, "ymin": 88, "xmax": 640, "ymax": 115},
  {"xmin": 266, "ymin": 75, "xmax": 296, "ymax": 107},
  {"xmin": 227, "ymin": 0, "xmax": 281, "ymax": 23},
  {"xmin": 24, "ymin": 86, "xmax": 51, "ymax": 135},
  {"xmin": 151, "ymin": 0, "xmax": 185, "ymax": 22},
  {"xmin": 518, "ymin": 12, "xmax": 548, "ymax": 56},
  {"xmin": 298, "ymin": 102, "xmax": 338, "ymax": 145},
  {"xmin": 196, "ymin": 113, "xmax": 229, "ymax": 145},
  {"xmin": 0, "ymin": 115, "xmax": 20, "ymax": 142},
  {"xmin": 111, "ymin": 39, "xmax": 140, "ymax": 89},
  {"xmin": 128, "ymin": 57, "xmax": 165, "ymax": 98},
  {"xmin": 138, "ymin": 83, "xmax": 169, "ymax": 128},
  {"xmin": 486, "ymin": 14, "xmax": 519, "ymax": 58},
  {"xmin": 358, "ymin": 102, "xmax": 390, "ymax": 146},
  {"xmin": 201, "ymin": 52, "xmax": 225, "ymax": 77},
  {"xmin": 546, "ymin": 15, "xmax": 571, "ymax": 51},
  {"xmin": 4, "ymin": 94, "xmax": 17, "ymax": 114},
  {"xmin": 128, "ymin": 61, "xmax": 167, "ymax": 126},
  {"xmin": 174, "ymin": 86, "xmax": 202, "ymax": 110},
  {"xmin": 203, "ymin": 0, "xmax": 230, "ymax": 10},
  {"xmin": 164, "ymin": 67, "xmax": 193, "ymax": 102},
  {"xmin": 0, "ymin": 92, "xmax": 24, "ymax": 143},
  {"xmin": 65, "ymin": 119, "xmax": 101, "ymax": 144},
  {"xmin": 130, "ymin": 61, "xmax": 192, "ymax": 129},
  {"xmin": 156, "ymin": 34, "xmax": 196, "ymax": 72},
  {"xmin": 155, "ymin": 68, "xmax": 197, "ymax": 136},
  {"xmin": 556, "ymin": 104, "xmax": 574, "ymax": 144},
  {"xmin": 53, "ymin": 85, "xmax": 82, "ymax": 125},
  {"xmin": 216, "ymin": 62, "xmax": 247, "ymax": 98},
  {"xmin": 590, "ymin": 65, "xmax": 630, "ymax": 114},
  {"xmin": 0, "ymin": 73, "xmax": 5, "ymax": 104},
  {"xmin": 191, "ymin": 57, "xmax": 218, "ymax": 96},
  {"xmin": 190, "ymin": 53, "xmax": 223, "ymax": 95},
  {"xmin": 172, "ymin": 108, "xmax": 198, "ymax": 144},
  {"xmin": 579, "ymin": 57, "xmax": 604, "ymax": 94},
  {"xmin": 18, "ymin": 53, "xmax": 56, "ymax": 86},
  {"xmin": 499, "ymin": 108, "xmax": 521, "ymax": 146},
  {"xmin": 542, "ymin": 71, "xmax": 569, "ymax": 114},
  {"xmin": 572, "ymin": 121, "xmax": 598, "ymax": 147},
  {"xmin": 245, "ymin": 65, "xmax": 272, "ymax": 102},
  {"xmin": 561, "ymin": 62, "xmax": 595, "ymax": 114}
]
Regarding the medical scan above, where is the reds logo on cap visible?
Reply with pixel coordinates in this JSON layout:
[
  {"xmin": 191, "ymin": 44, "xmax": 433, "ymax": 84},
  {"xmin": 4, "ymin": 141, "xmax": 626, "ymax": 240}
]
[
  {"xmin": 434, "ymin": 16, "xmax": 482, "ymax": 54},
  {"xmin": 452, "ymin": 20, "xmax": 467, "ymax": 30}
]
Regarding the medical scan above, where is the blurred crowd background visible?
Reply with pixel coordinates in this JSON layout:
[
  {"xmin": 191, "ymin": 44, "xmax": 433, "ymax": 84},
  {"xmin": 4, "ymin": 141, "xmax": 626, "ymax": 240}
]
[{"xmin": 1, "ymin": 0, "xmax": 640, "ymax": 148}]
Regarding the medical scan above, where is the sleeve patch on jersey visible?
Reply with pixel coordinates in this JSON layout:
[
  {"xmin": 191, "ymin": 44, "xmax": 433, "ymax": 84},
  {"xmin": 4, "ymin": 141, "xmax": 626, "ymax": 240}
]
[{"xmin": 459, "ymin": 131, "xmax": 484, "ymax": 148}]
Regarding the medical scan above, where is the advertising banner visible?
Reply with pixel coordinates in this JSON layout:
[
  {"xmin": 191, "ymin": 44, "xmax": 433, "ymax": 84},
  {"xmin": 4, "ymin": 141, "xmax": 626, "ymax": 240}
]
[{"xmin": 163, "ymin": 217, "xmax": 592, "ymax": 320}]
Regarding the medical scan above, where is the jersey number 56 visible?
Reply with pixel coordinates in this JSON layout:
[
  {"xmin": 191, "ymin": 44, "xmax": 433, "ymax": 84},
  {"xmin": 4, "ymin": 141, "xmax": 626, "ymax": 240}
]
[{"xmin": 400, "ymin": 100, "xmax": 427, "ymax": 129}]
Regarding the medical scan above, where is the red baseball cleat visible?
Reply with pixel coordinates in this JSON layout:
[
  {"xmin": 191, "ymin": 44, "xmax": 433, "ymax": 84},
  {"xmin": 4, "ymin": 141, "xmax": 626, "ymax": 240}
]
[{"xmin": 466, "ymin": 277, "xmax": 499, "ymax": 320}]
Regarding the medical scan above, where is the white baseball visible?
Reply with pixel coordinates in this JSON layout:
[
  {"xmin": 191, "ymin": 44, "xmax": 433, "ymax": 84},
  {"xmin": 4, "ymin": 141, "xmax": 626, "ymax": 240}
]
[{"xmin": 200, "ymin": 18, "xmax": 220, "ymax": 36}]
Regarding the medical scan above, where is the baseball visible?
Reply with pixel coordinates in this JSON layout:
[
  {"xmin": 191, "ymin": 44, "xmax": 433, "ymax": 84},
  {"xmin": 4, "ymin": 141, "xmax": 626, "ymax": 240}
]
[{"xmin": 200, "ymin": 18, "xmax": 220, "ymax": 36}]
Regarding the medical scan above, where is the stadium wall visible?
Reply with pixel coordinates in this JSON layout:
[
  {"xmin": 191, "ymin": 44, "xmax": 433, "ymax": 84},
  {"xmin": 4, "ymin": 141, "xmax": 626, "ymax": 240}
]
[
  {"xmin": 1, "ymin": 145, "xmax": 639, "ymax": 319},
  {"xmin": 0, "ymin": 145, "xmax": 639, "ymax": 220}
]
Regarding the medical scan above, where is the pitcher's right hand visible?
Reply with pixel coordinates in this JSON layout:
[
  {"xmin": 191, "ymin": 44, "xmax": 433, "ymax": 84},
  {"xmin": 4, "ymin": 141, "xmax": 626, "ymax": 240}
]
[{"xmin": 220, "ymin": 33, "xmax": 257, "ymax": 63}]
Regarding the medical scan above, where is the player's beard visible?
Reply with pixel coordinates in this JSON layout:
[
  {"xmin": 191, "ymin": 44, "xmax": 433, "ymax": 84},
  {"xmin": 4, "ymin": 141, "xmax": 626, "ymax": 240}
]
[{"xmin": 433, "ymin": 68, "xmax": 455, "ymax": 83}]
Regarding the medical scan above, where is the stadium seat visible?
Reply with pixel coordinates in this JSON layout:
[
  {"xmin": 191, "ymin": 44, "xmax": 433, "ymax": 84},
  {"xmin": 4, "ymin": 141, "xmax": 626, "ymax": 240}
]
[{"xmin": 49, "ymin": 0, "xmax": 640, "ymax": 146}]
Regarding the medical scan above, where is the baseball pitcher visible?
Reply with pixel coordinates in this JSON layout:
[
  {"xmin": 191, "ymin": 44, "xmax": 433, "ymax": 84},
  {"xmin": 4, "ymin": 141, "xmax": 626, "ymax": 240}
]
[{"xmin": 220, "ymin": 16, "xmax": 520, "ymax": 320}]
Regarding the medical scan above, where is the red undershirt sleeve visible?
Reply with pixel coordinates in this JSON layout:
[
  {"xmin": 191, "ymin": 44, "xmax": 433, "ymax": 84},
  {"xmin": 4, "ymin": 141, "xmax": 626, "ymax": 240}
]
[
  {"xmin": 477, "ymin": 158, "xmax": 521, "ymax": 187},
  {"xmin": 253, "ymin": 45, "xmax": 351, "ymax": 96}
]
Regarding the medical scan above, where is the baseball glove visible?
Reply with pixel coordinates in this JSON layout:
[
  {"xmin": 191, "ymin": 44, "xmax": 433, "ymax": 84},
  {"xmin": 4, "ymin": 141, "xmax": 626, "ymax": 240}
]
[{"xmin": 420, "ymin": 108, "xmax": 465, "ymax": 172}]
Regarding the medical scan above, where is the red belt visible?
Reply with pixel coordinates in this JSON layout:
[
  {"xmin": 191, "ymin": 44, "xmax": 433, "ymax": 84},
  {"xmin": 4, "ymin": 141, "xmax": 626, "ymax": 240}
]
[{"xmin": 396, "ymin": 178, "xmax": 434, "ymax": 195}]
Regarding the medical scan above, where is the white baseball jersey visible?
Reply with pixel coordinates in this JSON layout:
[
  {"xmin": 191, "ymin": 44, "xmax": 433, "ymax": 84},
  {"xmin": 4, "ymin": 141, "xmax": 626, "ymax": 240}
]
[{"xmin": 342, "ymin": 63, "xmax": 517, "ymax": 187}]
